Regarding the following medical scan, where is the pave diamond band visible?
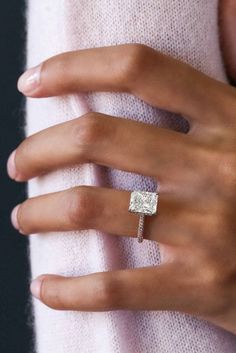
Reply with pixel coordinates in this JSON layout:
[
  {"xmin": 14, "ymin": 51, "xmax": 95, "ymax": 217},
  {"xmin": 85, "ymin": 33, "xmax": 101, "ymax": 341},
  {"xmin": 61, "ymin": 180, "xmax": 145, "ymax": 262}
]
[
  {"xmin": 129, "ymin": 191, "xmax": 159, "ymax": 243},
  {"xmin": 137, "ymin": 213, "xmax": 145, "ymax": 243}
]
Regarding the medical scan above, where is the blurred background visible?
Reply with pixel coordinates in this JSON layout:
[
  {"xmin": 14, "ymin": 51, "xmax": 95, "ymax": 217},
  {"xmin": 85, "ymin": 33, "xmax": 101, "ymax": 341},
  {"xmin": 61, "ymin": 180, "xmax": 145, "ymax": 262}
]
[{"xmin": 0, "ymin": 1, "xmax": 33, "ymax": 352}]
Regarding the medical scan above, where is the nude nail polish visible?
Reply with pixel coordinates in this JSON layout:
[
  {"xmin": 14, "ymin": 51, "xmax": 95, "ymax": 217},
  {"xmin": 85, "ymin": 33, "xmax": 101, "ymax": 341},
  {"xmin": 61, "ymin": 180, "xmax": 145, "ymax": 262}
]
[
  {"xmin": 30, "ymin": 278, "xmax": 42, "ymax": 300},
  {"xmin": 17, "ymin": 64, "xmax": 41, "ymax": 94},
  {"xmin": 7, "ymin": 150, "xmax": 17, "ymax": 180},
  {"xmin": 11, "ymin": 204, "xmax": 20, "ymax": 230}
]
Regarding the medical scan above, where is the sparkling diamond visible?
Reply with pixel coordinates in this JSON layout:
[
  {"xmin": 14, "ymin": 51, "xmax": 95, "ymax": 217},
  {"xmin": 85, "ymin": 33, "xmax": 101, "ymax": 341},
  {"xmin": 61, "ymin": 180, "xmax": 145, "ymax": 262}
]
[{"xmin": 129, "ymin": 191, "xmax": 158, "ymax": 216}]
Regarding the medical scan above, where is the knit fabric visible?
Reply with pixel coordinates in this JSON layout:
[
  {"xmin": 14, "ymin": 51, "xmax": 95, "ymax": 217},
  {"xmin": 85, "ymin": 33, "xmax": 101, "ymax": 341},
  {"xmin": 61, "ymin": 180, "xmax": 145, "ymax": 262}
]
[{"xmin": 26, "ymin": 1, "xmax": 236, "ymax": 352}]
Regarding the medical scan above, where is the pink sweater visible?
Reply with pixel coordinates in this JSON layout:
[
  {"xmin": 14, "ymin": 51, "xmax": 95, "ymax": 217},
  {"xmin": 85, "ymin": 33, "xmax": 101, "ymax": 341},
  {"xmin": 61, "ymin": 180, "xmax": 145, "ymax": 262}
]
[{"xmin": 26, "ymin": 0, "xmax": 236, "ymax": 352}]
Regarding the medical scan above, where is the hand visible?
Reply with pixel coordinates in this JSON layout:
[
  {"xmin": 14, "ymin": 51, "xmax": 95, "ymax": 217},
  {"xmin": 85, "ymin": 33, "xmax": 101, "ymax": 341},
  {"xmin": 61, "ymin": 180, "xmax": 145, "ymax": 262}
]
[{"xmin": 7, "ymin": 43, "xmax": 236, "ymax": 334}]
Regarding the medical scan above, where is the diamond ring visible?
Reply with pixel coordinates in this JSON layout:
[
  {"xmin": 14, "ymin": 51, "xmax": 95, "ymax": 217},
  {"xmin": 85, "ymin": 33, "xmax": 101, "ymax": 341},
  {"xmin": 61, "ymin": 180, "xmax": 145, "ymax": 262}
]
[{"xmin": 128, "ymin": 190, "xmax": 159, "ymax": 243}]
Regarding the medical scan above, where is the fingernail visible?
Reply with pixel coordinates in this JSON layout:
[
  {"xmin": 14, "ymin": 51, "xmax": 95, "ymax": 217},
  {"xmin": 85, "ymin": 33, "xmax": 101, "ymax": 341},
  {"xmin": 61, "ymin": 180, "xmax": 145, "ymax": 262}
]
[
  {"xmin": 17, "ymin": 64, "xmax": 41, "ymax": 94},
  {"xmin": 7, "ymin": 150, "xmax": 17, "ymax": 180},
  {"xmin": 11, "ymin": 204, "xmax": 20, "ymax": 230},
  {"xmin": 30, "ymin": 276, "xmax": 44, "ymax": 300}
]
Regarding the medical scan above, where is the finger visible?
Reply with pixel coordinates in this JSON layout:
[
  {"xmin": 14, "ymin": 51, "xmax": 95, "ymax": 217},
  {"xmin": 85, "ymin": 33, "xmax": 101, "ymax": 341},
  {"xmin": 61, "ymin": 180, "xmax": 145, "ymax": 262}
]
[
  {"xmin": 11, "ymin": 185, "xmax": 197, "ymax": 247},
  {"xmin": 17, "ymin": 44, "xmax": 227, "ymax": 125},
  {"xmin": 30, "ymin": 264, "xmax": 188, "ymax": 312},
  {"xmin": 7, "ymin": 113, "xmax": 191, "ymax": 182},
  {"xmin": 219, "ymin": 0, "xmax": 236, "ymax": 82}
]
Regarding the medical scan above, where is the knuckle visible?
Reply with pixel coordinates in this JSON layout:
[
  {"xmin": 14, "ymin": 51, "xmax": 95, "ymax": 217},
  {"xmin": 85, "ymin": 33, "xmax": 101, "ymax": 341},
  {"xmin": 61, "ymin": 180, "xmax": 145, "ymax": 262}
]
[
  {"xmin": 71, "ymin": 113, "xmax": 107, "ymax": 160},
  {"xmin": 204, "ymin": 212, "xmax": 227, "ymax": 239},
  {"xmin": 67, "ymin": 186, "xmax": 100, "ymax": 228},
  {"xmin": 203, "ymin": 263, "xmax": 225, "ymax": 290},
  {"xmin": 119, "ymin": 44, "xmax": 152, "ymax": 89},
  {"xmin": 94, "ymin": 275, "xmax": 119, "ymax": 309},
  {"xmin": 188, "ymin": 213, "xmax": 224, "ymax": 242},
  {"xmin": 196, "ymin": 255, "xmax": 235, "ymax": 316},
  {"xmin": 213, "ymin": 150, "xmax": 236, "ymax": 195},
  {"xmin": 199, "ymin": 208, "xmax": 235, "ymax": 247},
  {"xmin": 199, "ymin": 145, "xmax": 236, "ymax": 196}
]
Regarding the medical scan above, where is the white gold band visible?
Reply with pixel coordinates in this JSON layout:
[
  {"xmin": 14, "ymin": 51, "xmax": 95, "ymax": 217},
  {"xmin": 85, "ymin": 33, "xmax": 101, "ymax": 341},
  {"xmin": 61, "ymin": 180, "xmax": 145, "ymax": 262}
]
[{"xmin": 137, "ymin": 213, "xmax": 145, "ymax": 243}]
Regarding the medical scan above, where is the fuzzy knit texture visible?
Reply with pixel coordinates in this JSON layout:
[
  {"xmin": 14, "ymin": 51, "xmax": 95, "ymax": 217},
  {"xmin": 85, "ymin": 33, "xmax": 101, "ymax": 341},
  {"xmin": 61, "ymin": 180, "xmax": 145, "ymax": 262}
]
[{"xmin": 26, "ymin": 1, "xmax": 236, "ymax": 352}]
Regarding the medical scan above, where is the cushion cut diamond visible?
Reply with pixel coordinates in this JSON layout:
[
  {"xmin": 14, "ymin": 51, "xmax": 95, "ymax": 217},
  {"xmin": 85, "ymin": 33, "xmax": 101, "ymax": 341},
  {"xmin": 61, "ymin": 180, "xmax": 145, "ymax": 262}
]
[{"xmin": 129, "ymin": 191, "xmax": 158, "ymax": 216}]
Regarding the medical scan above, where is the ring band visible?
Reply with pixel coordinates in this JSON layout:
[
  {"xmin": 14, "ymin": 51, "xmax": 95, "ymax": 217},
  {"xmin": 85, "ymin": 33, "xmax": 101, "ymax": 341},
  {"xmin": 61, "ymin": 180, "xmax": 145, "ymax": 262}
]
[
  {"xmin": 137, "ymin": 213, "xmax": 145, "ymax": 243},
  {"xmin": 128, "ymin": 190, "xmax": 159, "ymax": 243}
]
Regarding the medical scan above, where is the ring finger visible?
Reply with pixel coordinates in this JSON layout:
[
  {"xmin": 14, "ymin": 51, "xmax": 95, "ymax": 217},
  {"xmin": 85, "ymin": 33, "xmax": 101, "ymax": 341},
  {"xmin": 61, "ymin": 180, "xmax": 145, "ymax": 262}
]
[{"xmin": 12, "ymin": 185, "xmax": 198, "ymax": 246}]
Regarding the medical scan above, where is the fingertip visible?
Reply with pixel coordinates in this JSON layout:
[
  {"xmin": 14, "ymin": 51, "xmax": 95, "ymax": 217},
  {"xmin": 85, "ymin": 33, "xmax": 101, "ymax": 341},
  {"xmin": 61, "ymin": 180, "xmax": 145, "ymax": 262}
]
[
  {"xmin": 7, "ymin": 150, "xmax": 29, "ymax": 182},
  {"xmin": 7, "ymin": 150, "xmax": 17, "ymax": 180},
  {"xmin": 30, "ymin": 275, "xmax": 47, "ymax": 300},
  {"xmin": 17, "ymin": 64, "xmax": 42, "ymax": 95},
  {"xmin": 11, "ymin": 204, "xmax": 20, "ymax": 230},
  {"xmin": 7, "ymin": 150, "xmax": 25, "ymax": 181},
  {"xmin": 11, "ymin": 204, "xmax": 27, "ymax": 235}
]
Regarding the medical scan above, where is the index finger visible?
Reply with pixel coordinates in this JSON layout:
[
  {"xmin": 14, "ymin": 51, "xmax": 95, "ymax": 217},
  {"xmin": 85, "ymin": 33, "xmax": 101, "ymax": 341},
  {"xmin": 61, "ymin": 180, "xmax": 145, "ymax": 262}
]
[{"xmin": 18, "ymin": 44, "xmax": 230, "ymax": 126}]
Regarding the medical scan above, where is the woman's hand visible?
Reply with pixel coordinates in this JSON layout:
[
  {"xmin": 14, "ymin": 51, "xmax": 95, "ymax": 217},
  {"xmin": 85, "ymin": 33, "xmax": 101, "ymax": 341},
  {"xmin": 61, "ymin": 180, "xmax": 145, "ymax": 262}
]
[{"xmin": 7, "ymin": 43, "xmax": 236, "ymax": 334}]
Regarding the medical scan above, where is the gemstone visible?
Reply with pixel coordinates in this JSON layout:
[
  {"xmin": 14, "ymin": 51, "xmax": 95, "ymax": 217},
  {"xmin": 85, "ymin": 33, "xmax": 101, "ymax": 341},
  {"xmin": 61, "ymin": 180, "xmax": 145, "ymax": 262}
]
[{"xmin": 129, "ymin": 191, "xmax": 158, "ymax": 216}]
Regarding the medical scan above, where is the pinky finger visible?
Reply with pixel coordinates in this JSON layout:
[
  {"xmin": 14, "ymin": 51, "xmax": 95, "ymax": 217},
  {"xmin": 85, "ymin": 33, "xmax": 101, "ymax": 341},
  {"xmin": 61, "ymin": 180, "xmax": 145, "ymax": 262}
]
[{"xmin": 30, "ymin": 264, "xmax": 188, "ymax": 312}]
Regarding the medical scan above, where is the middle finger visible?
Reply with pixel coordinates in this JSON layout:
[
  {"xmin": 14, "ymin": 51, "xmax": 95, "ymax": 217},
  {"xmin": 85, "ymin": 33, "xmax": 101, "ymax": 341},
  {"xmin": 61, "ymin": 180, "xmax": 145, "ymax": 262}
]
[{"xmin": 8, "ymin": 113, "xmax": 191, "ymax": 184}]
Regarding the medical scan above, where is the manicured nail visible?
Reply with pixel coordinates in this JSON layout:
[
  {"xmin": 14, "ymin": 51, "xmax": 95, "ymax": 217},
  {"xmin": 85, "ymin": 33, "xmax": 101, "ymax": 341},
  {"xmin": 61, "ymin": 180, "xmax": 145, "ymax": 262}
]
[
  {"xmin": 7, "ymin": 150, "xmax": 17, "ymax": 180},
  {"xmin": 30, "ymin": 276, "xmax": 45, "ymax": 300},
  {"xmin": 17, "ymin": 64, "xmax": 41, "ymax": 94},
  {"xmin": 11, "ymin": 204, "xmax": 20, "ymax": 230}
]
